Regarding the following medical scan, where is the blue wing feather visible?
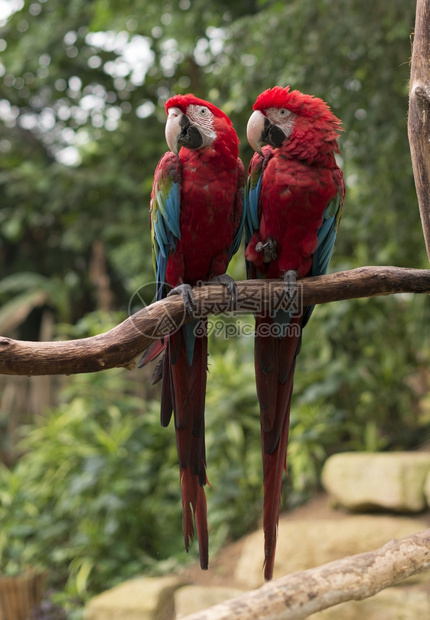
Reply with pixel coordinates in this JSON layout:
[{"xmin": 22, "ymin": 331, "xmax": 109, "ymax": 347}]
[
  {"xmin": 230, "ymin": 186, "xmax": 246, "ymax": 259},
  {"xmin": 244, "ymin": 153, "xmax": 266, "ymax": 280},
  {"xmin": 151, "ymin": 153, "xmax": 182, "ymax": 302},
  {"xmin": 311, "ymin": 192, "xmax": 341, "ymax": 279},
  {"xmin": 302, "ymin": 191, "xmax": 342, "ymax": 327},
  {"xmin": 245, "ymin": 174, "xmax": 262, "ymax": 246},
  {"xmin": 228, "ymin": 158, "xmax": 246, "ymax": 260},
  {"xmin": 245, "ymin": 164, "xmax": 264, "ymax": 246}
]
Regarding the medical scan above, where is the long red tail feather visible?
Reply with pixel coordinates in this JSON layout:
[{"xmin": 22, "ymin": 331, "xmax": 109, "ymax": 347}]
[
  {"xmin": 255, "ymin": 314, "xmax": 302, "ymax": 580},
  {"xmin": 167, "ymin": 320, "xmax": 209, "ymax": 568}
]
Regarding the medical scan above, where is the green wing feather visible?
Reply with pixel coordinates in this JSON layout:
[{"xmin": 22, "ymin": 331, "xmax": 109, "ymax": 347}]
[
  {"xmin": 302, "ymin": 187, "xmax": 343, "ymax": 327},
  {"xmin": 244, "ymin": 153, "xmax": 265, "ymax": 248},
  {"xmin": 150, "ymin": 152, "xmax": 181, "ymax": 301}
]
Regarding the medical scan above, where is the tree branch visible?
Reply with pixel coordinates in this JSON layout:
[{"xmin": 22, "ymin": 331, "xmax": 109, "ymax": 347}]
[
  {"xmin": 182, "ymin": 529, "xmax": 430, "ymax": 620},
  {"xmin": 408, "ymin": 0, "xmax": 430, "ymax": 261},
  {"xmin": 0, "ymin": 266, "xmax": 429, "ymax": 376}
]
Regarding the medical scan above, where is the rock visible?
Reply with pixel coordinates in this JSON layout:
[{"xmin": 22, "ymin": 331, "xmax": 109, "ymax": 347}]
[
  {"xmin": 424, "ymin": 470, "xmax": 430, "ymax": 507},
  {"xmin": 234, "ymin": 515, "xmax": 428, "ymax": 589},
  {"xmin": 174, "ymin": 585, "xmax": 245, "ymax": 618},
  {"xmin": 321, "ymin": 452, "xmax": 430, "ymax": 512},
  {"xmin": 312, "ymin": 583, "xmax": 430, "ymax": 619},
  {"xmin": 84, "ymin": 575, "xmax": 187, "ymax": 620}
]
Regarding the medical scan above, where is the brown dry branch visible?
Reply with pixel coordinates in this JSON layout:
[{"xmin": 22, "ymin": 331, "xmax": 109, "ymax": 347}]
[
  {"xmin": 0, "ymin": 266, "xmax": 429, "ymax": 376},
  {"xmin": 182, "ymin": 529, "xmax": 430, "ymax": 620},
  {"xmin": 408, "ymin": 0, "xmax": 430, "ymax": 261}
]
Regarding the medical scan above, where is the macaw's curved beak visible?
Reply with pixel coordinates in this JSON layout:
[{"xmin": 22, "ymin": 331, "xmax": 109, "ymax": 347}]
[
  {"xmin": 165, "ymin": 107, "xmax": 203, "ymax": 154},
  {"xmin": 165, "ymin": 107, "xmax": 182, "ymax": 154},
  {"xmin": 247, "ymin": 109, "xmax": 286, "ymax": 154},
  {"xmin": 247, "ymin": 110, "xmax": 266, "ymax": 155}
]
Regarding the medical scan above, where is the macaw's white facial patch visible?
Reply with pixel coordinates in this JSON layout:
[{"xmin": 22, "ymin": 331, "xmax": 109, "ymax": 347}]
[
  {"xmin": 265, "ymin": 107, "xmax": 296, "ymax": 139},
  {"xmin": 186, "ymin": 104, "xmax": 217, "ymax": 148}
]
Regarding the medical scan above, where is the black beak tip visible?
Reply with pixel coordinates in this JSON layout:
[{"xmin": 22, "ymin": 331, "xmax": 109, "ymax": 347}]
[
  {"xmin": 178, "ymin": 116, "xmax": 203, "ymax": 149},
  {"xmin": 262, "ymin": 118, "xmax": 286, "ymax": 149}
]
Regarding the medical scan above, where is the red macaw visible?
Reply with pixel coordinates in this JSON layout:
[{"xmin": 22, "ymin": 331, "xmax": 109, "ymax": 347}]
[
  {"xmin": 141, "ymin": 94, "xmax": 244, "ymax": 569},
  {"xmin": 244, "ymin": 86, "xmax": 345, "ymax": 580}
]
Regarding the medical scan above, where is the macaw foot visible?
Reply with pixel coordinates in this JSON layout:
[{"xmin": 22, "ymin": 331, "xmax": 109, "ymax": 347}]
[
  {"xmin": 283, "ymin": 269, "xmax": 297, "ymax": 300},
  {"xmin": 206, "ymin": 273, "xmax": 238, "ymax": 309},
  {"xmin": 167, "ymin": 283, "xmax": 197, "ymax": 317},
  {"xmin": 255, "ymin": 237, "xmax": 278, "ymax": 263}
]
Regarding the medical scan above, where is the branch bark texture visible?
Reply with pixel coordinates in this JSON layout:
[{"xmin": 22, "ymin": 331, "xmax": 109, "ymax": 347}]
[
  {"xmin": 408, "ymin": 0, "xmax": 430, "ymax": 261},
  {"xmin": 182, "ymin": 529, "xmax": 430, "ymax": 620},
  {"xmin": 0, "ymin": 266, "xmax": 429, "ymax": 376}
]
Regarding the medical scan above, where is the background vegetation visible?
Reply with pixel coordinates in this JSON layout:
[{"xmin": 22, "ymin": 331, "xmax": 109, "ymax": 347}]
[{"xmin": 0, "ymin": 0, "xmax": 429, "ymax": 616}]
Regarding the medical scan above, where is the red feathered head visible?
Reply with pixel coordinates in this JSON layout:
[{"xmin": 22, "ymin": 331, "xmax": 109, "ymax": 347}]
[
  {"xmin": 164, "ymin": 93, "xmax": 238, "ymax": 157},
  {"xmin": 249, "ymin": 85, "xmax": 342, "ymax": 161},
  {"xmin": 253, "ymin": 86, "xmax": 339, "ymax": 121},
  {"xmin": 165, "ymin": 94, "xmax": 232, "ymax": 125}
]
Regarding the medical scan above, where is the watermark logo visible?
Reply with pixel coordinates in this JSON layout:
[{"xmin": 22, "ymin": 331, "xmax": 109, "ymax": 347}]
[
  {"xmin": 203, "ymin": 318, "xmax": 302, "ymax": 339},
  {"xmin": 128, "ymin": 280, "xmax": 304, "ymax": 339},
  {"xmin": 239, "ymin": 280, "xmax": 302, "ymax": 318},
  {"xmin": 128, "ymin": 281, "xmax": 187, "ymax": 339}
]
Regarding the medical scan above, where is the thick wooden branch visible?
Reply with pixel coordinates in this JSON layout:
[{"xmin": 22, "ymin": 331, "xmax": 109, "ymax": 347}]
[
  {"xmin": 408, "ymin": 0, "xmax": 430, "ymax": 261},
  {"xmin": 182, "ymin": 529, "xmax": 430, "ymax": 620},
  {"xmin": 0, "ymin": 266, "xmax": 429, "ymax": 376}
]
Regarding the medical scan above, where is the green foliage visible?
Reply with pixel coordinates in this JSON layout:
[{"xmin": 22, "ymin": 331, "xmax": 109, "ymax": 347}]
[
  {"xmin": 0, "ymin": 369, "xmax": 185, "ymax": 610},
  {"xmin": 0, "ymin": 272, "xmax": 73, "ymax": 333},
  {"xmin": 294, "ymin": 293, "xmax": 430, "ymax": 453}
]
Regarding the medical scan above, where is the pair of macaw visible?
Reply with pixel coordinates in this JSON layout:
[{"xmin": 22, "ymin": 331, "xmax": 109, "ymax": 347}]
[{"xmin": 141, "ymin": 87, "xmax": 345, "ymax": 580}]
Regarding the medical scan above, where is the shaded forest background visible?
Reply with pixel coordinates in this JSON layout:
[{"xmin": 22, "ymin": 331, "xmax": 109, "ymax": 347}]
[{"xmin": 0, "ymin": 0, "xmax": 429, "ymax": 615}]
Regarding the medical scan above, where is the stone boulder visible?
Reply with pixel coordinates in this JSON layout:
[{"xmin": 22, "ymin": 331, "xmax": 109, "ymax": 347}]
[
  {"xmin": 84, "ymin": 575, "xmax": 187, "ymax": 620},
  {"xmin": 234, "ymin": 515, "xmax": 429, "ymax": 589},
  {"xmin": 321, "ymin": 452, "xmax": 430, "ymax": 512},
  {"xmin": 424, "ymin": 469, "xmax": 430, "ymax": 507},
  {"xmin": 174, "ymin": 585, "xmax": 245, "ymax": 618}
]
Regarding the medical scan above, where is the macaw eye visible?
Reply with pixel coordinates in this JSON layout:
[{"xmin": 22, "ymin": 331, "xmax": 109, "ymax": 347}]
[
  {"xmin": 279, "ymin": 108, "xmax": 288, "ymax": 116},
  {"xmin": 199, "ymin": 106, "xmax": 209, "ymax": 115}
]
